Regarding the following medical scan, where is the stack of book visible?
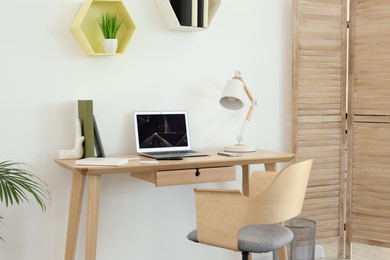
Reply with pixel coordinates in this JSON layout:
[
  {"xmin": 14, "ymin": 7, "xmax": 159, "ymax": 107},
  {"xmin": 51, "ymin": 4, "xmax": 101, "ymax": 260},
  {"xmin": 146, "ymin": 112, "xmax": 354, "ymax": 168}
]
[{"xmin": 170, "ymin": 0, "xmax": 209, "ymax": 27}]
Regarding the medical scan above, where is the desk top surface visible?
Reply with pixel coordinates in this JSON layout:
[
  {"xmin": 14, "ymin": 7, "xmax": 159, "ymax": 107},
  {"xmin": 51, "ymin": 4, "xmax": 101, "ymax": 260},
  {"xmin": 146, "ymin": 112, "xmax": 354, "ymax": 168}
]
[{"xmin": 55, "ymin": 149, "xmax": 294, "ymax": 175}]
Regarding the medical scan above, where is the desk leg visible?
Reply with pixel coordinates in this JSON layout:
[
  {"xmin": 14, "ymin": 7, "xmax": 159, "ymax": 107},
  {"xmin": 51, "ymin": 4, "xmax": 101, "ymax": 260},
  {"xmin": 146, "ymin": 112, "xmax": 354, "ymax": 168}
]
[
  {"xmin": 242, "ymin": 165, "xmax": 250, "ymax": 197},
  {"xmin": 242, "ymin": 165, "xmax": 252, "ymax": 260},
  {"xmin": 85, "ymin": 175, "xmax": 101, "ymax": 260},
  {"xmin": 265, "ymin": 163, "xmax": 287, "ymax": 259},
  {"xmin": 65, "ymin": 171, "xmax": 86, "ymax": 260},
  {"xmin": 264, "ymin": 163, "xmax": 277, "ymax": 172},
  {"xmin": 243, "ymin": 163, "xmax": 278, "ymax": 260}
]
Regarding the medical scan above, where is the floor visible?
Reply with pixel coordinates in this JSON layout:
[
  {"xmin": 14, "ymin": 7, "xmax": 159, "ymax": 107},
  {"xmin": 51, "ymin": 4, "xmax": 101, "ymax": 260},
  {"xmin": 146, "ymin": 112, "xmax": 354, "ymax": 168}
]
[
  {"xmin": 252, "ymin": 243, "xmax": 390, "ymax": 260},
  {"xmin": 321, "ymin": 243, "xmax": 390, "ymax": 260}
]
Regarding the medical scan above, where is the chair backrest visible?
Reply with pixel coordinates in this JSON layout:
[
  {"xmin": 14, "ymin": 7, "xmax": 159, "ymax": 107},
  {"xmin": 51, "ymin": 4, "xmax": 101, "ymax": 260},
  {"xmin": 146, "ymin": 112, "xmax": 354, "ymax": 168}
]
[
  {"xmin": 245, "ymin": 159, "xmax": 313, "ymax": 224},
  {"xmin": 193, "ymin": 159, "xmax": 313, "ymax": 251},
  {"xmin": 249, "ymin": 171, "xmax": 278, "ymax": 197}
]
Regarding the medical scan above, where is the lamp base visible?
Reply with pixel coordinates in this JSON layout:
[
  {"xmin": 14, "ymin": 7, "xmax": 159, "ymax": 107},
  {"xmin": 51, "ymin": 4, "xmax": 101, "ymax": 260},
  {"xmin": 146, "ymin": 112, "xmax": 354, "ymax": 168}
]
[{"xmin": 223, "ymin": 145, "xmax": 256, "ymax": 153}]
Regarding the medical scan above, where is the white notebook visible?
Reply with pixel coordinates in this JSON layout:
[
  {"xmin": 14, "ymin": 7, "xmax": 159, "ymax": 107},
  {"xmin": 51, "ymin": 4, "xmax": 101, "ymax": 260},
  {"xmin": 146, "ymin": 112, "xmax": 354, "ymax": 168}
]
[{"xmin": 75, "ymin": 157, "xmax": 128, "ymax": 166}]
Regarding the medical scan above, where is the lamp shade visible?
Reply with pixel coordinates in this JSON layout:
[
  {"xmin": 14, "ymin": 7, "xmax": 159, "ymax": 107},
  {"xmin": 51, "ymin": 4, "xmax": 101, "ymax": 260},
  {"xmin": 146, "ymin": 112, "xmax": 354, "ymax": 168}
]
[{"xmin": 219, "ymin": 78, "xmax": 244, "ymax": 110}]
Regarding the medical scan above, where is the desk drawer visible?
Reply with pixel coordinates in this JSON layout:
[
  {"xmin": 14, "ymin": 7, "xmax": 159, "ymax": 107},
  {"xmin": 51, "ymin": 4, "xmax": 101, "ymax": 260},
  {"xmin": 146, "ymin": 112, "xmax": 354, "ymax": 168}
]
[
  {"xmin": 131, "ymin": 166, "xmax": 236, "ymax": 187},
  {"xmin": 156, "ymin": 166, "xmax": 235, "ymax": 186}
]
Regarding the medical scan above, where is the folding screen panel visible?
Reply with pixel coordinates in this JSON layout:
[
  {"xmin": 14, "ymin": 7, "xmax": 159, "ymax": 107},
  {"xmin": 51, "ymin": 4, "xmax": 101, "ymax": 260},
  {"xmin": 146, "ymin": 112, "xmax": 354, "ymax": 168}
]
[
  {"xmin": 292, "ymin": 0, "xmax": 347, "ymax": 255},
  {"xmin": 347, "ymin": 0, "xmax": 390, "ymax": 255}
]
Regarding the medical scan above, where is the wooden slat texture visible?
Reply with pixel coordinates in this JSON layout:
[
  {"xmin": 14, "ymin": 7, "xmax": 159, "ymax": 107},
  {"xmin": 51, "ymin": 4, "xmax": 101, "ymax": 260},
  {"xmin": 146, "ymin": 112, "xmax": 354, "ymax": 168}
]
[
  {"xmin": 347, "ymin": 0, "xmax": 390, "ymax": 256},
  {"xmin": 349, "ymin": 0, "xmax": 390, "ymax": 115},
  {"xmin": 348, "ymin": 123, "xmax": 390, "ymax": 247},
  {"xmin": 293, "ymin": 0, "xmax": 347, "ymax": 256}
]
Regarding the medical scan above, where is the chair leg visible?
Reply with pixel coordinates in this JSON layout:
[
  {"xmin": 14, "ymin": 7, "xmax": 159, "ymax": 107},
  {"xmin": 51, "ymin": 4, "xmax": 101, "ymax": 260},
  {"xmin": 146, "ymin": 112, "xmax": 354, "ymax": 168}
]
[
  {"xmin": 278, "ymin": 246, "xmax": 288, "ymax": 260},
  {"xmin": 242, "ymin": 251, "xmax": 249, "ymax": 260}
]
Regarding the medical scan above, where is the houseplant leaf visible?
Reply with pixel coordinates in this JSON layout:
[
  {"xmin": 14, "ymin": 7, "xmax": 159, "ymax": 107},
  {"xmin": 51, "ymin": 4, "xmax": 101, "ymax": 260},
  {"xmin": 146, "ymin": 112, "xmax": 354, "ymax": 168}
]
[{"xmin": 0, "ymin": 161, "xmax": 50, "ymax": 241}]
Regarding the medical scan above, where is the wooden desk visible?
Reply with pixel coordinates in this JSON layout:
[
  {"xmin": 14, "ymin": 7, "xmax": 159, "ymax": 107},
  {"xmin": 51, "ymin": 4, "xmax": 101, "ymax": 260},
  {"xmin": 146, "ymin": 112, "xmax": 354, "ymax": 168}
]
[{"xmin": 55, "ymin": 149, "xmax": 294, "ymax": 260}]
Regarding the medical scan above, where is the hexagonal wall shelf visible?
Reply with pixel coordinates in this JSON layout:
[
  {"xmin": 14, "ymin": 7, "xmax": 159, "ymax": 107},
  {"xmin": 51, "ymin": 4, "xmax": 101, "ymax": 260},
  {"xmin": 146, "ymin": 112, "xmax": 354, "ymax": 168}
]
[
  {"xmin": 71, "ymin": 0, "xmax": 136, "ymax": 56},
  {"xmin": 154, "ymin": 0, "xmax": 221, "ymax": 32}
]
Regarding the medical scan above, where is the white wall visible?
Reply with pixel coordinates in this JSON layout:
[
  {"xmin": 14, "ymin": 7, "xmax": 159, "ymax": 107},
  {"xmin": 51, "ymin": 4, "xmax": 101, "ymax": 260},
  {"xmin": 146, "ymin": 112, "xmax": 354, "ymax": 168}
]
[{"xmin": 0, "ymin": 0, "xmax": 293, "ymax": 259}]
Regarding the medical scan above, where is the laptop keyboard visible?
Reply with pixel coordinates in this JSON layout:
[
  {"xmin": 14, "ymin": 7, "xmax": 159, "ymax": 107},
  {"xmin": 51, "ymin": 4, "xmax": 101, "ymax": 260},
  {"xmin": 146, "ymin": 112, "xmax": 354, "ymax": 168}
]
[{"xmin": 145, "ymin": 150, "xmax": 198, "ymax": 155}]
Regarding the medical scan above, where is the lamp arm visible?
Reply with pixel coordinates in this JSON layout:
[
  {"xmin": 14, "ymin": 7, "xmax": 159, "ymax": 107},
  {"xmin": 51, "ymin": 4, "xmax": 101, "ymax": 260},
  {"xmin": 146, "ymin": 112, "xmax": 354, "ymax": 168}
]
[
  {"xmin": 234, "ymin": 75, "xmax": 255, "ymax": 103},
  {"xmin": 233, "ymin": 74, "xmax": 257, "ymax": 120},
  {"xmin": 233, "ymin": 72, "xmax": 258, "ymax": 145},
  {"xmin": 236, "ymin": 103, "xmax": 256, "ymax": 144},
  {"xmin": 236, "ymin": 76, "xmax": 255, "ymax": 102}
]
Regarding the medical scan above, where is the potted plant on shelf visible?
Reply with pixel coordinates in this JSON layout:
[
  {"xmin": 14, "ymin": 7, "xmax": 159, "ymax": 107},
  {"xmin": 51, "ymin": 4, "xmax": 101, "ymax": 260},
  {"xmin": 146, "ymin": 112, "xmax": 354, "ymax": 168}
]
[
  {"xmin": 97, "ymin": 12, "xmax": 122, "ymax": 54},
  {"xmin": 0, "ymin": 161, "xmax": 50, "ymax": 241}
]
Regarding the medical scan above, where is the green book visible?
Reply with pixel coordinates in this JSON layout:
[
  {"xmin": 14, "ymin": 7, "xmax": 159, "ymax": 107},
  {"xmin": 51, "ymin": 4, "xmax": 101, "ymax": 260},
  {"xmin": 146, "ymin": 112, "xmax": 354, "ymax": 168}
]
[{"xmin": 78, "ymin": 100, "xmax": 94, "ymax": 158}]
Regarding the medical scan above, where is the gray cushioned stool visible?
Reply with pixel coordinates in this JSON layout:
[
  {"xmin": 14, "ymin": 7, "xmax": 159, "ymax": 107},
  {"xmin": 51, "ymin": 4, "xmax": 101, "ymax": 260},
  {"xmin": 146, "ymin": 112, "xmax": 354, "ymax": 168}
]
[{"xmin": 187, "ymin": 224, "xmax": 294, "ymax": 260}]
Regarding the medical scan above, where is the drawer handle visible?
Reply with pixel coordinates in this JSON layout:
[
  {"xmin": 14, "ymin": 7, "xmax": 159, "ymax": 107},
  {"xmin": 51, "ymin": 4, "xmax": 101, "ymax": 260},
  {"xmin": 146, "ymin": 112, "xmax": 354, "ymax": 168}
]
[{"xmin": 195, "ymin": 169, "xmax": 200, "ymax": 177}]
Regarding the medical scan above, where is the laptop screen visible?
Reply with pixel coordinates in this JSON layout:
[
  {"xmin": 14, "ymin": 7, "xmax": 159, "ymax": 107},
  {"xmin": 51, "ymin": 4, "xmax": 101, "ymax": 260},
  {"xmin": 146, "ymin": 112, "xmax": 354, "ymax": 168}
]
[{"xmin": 134, "ymin": 111, "xmax": 192, "ymax": 153}]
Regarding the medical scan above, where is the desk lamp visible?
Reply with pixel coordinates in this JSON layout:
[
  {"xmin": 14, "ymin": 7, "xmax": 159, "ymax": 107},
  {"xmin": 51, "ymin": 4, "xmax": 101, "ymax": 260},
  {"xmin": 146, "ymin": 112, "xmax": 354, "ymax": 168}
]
[{"xmin": 220, "ymin": 71, "xmax": 258, "ymax": 152}]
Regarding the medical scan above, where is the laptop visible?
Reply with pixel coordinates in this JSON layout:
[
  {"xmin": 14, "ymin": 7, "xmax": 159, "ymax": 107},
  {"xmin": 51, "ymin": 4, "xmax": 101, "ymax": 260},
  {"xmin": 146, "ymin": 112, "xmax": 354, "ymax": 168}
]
[{"xmin": 133, "ymin": 111, "xmax": 208, "ymax": 159}]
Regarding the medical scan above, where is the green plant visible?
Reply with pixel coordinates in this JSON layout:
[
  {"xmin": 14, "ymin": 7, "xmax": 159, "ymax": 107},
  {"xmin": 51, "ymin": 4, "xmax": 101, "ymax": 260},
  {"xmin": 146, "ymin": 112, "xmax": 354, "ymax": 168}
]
[
  {"xmin": 97, "ymin": 12, "xmax": 122, "ymax": 39},
  {"xmin": 0, "ymin": 161, "xmax": 50, "ymax": 241}
]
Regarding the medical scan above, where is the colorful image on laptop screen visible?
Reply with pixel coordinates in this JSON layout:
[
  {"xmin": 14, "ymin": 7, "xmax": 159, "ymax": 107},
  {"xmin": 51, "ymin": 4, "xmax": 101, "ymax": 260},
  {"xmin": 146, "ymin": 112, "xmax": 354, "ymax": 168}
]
[{"xmin": 137, "ymin": 113, "xmax": 188, "ymax": 148}]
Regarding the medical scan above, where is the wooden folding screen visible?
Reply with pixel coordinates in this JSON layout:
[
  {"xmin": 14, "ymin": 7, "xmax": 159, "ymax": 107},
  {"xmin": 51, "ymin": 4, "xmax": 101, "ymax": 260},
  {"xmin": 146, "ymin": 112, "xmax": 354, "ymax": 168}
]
[
  {"xmin": 347, "ymin": 0, "xmax": 390, "ymax": 256},
  {"xmin": 294, "ymin": 0, "xmax": 390, "ymax": 258},
  {"xmin": 292, "ymin": 0, "xmax": 347, "ymax": 256}
]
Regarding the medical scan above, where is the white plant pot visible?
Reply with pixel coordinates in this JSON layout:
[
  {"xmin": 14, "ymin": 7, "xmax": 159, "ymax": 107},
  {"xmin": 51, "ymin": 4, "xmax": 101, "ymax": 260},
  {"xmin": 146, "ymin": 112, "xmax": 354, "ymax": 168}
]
[{"xmin": 103, "ymin": 39, "xmax": 118, "ymax": 54}]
